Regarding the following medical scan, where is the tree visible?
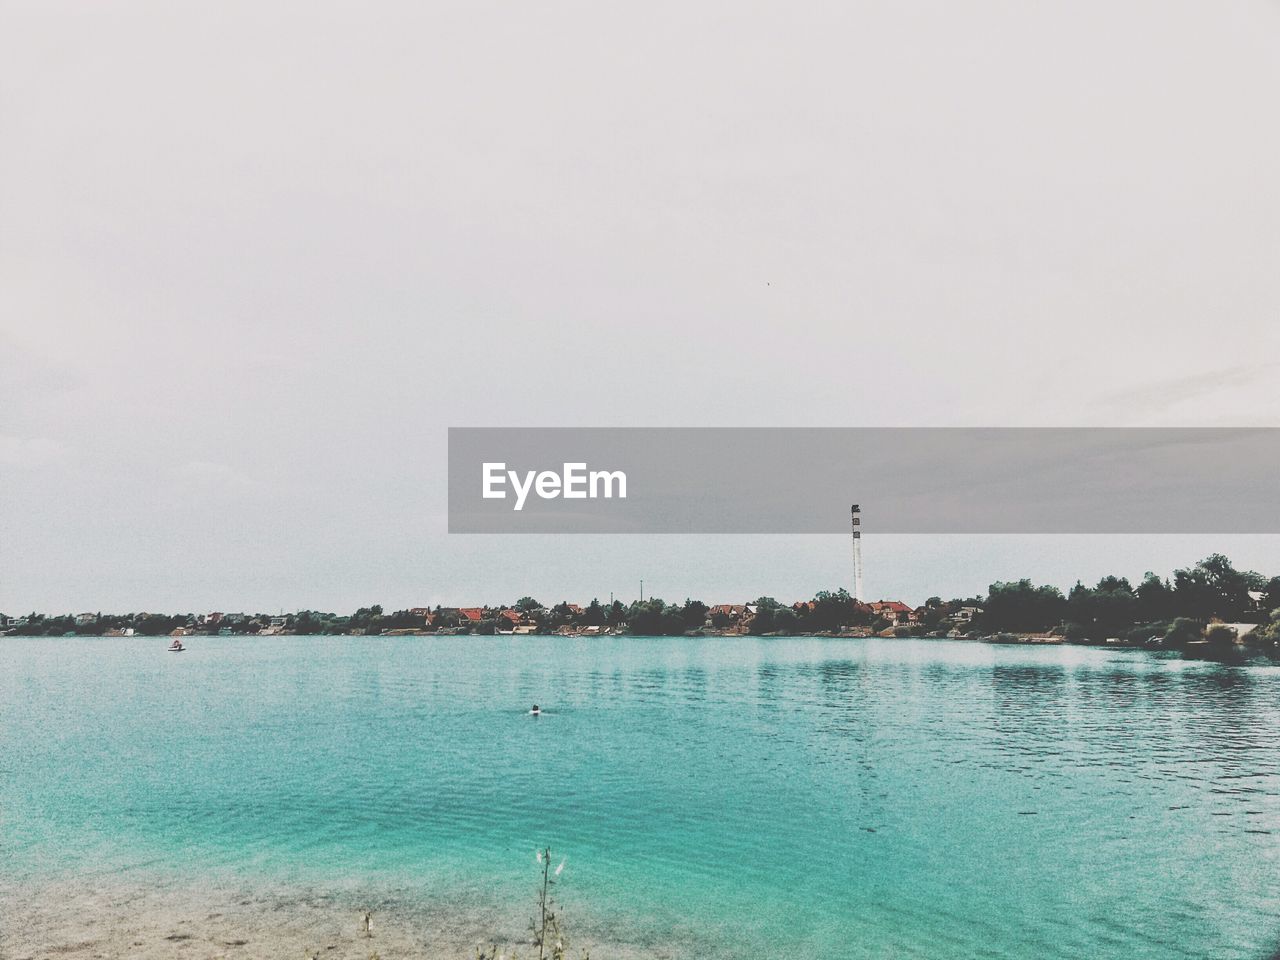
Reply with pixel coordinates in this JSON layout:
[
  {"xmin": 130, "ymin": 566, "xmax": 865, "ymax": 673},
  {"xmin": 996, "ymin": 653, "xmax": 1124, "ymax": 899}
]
[
  {"xmin": 582, "ymin": 599, "xmax": 605, "ymax": 626},
  {"xmin": 1066, "ymin": 575, "xmax": 1138, "ymax": 641},
  {"xmin": 516, "ymin": 597, "xmax": 542, "ymax": 613},
  {"xmin": 1092, "ymin": 576, "xmax": 1138, "ymax": 634},
  {"xmin": 914, "ymin": 601, "xmax": 949, "ymax": 632},
  {"xmin": 748, "ymin": 597, "xmax": 780, "ymax": 634},
  {"xmin": 1136, "ymin": 572, "xmax": 1174, "ymax": 623},
  {"xmin": 294, "ymin": 611, "xmax": 325, "ymax": 635},
  {"xmin": 605, "ymin": 600, "xmax": 626, "ymax": 627},
  {"xmin": 1253, "ymin": 611, "xmax": 1280, "ymax": 651},
  {"xmin": 1259, "ymin": 577, "xmax": 1280, "ymax": 615},
  {"xmin": 1164, "ymin": 618, "xmax": 1202, "ymax": 648},
  {"xmin": 136, "ymin": 613, "xmax": 182, "ymax": 636},
  {"xmin": 679, "ymin": 599, "xmax": 709, "ymax": 630},
  {"xmin": 982, "ymin": 580, "xmax": 1066, "ymax": 633},
  {"xmin": 804, "ymin": 589, "xmax": 866, "ymax": 632},
  {"xmin": 1172, "ymin": 554, "xmax": 1252, "ymax": 621},
  {"xmin": 773, "ymin": 606, "xmax": 799, "ymax": 632},
  {"xmin": 550, "ymin": 602, "xmax": 579, "ymax": 628},
  {"xmin": 351, "ymin": 606, "xmax": 383, "ymax": 628},
  {"xmin": 625, "ymin": 599, "xmax": 685, "ymax": 636}
]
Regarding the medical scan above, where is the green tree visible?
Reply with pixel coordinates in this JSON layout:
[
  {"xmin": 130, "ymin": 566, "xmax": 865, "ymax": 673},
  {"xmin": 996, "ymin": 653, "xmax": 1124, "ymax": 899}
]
[
  {"xmin": 1136, "ymin": 572, "xmax": 1174, "ymax": 622},
  {"xmin": 982, "ymin": 580, "xmax": 1066, "ymax": 633},
  {"xmin": 625, "ymin": 599, "xmax": 685, "ymax": 635},
  {"xmin": 1164, "ymin": 617, "xmax": 1202, "ymax": 647},
  {"xmin": 804, "ymin": 588, "xmax": 866, "ymax": 632},
  {"xmin": 748, "ymin": 597, "xmax": 779, "ymax": 634},
  {"xmin": 773, "ymin": 606, "xmax": 799, "ymax": 633},
  {"xmin": 605, "ymin": 600, "xmax": 626, "ymax": 627},
  {"xmin": 1172, "ymin": 554, "xmax": 1252, "ymax": 621},
  {"xmin": 582, "ymin": 599, "xmax": 605, "ymax": 626},
  {"xmin": 679, "ymin": 599, "xmax": 709, "ymax": 629},
  {"xmin": 1257, "ymin": 576, "xmax": 1280, "ymax": 617},
  {"xmin": 294, "ymin": 611, "xmax": 325, "ymax": 634}
]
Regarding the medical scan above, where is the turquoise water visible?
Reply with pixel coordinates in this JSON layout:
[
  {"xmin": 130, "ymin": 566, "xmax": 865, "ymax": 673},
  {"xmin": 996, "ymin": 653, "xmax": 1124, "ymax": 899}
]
[{"xmin": 3, "ymin": 635, "xmax": 1280, "ymax": 958}]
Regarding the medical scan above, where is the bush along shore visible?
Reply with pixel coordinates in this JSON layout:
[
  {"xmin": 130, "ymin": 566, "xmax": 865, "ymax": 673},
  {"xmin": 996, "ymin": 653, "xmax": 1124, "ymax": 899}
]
[{"xmin": 4, "ymin": 554, "xmax": 1279, "ymax": 660}]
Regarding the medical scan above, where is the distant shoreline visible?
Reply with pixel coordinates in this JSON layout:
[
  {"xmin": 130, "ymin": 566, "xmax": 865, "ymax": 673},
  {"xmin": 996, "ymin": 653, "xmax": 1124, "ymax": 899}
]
[
  {"xmin": 1, "ymin": 628, "xmax": 1268, "ymax": 662},
  {"xmin": 4, "ymin": 553, "xmax": 1277, "ymax": 657}
]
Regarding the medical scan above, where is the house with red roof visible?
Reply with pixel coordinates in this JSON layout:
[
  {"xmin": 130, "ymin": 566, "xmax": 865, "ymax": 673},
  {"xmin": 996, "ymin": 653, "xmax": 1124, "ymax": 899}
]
[{"xmin": 869, "ymin": 600, "xmax": 916, "ymax": 625}]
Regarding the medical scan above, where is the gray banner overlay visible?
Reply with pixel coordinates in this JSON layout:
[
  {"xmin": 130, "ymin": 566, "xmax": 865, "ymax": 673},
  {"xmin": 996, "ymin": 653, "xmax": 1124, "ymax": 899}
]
[{"xmin": 448, "ymin": 428, "xmax": 1280, "ymax": 534}]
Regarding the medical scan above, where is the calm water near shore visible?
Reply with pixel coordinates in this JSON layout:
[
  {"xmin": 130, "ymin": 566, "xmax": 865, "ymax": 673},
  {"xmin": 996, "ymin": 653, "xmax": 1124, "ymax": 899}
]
[{"xmin": 3, "ymin": 635, "xmax": 1280, "ymax": 959}]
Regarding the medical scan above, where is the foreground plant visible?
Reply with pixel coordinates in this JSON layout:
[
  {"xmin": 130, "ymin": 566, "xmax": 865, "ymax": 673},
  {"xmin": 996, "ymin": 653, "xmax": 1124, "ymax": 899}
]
[
  {"xmin": 531, "ymin": 846, "xmax": 568, "ymax": 960},
  {"xmin": 473, "ymin": 846, "xmax": 589, "ymax": 960}
]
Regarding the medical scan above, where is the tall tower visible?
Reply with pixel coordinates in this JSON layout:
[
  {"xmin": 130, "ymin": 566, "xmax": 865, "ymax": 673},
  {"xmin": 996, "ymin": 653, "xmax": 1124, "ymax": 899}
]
[{"xmin": 850, "ymin": 503, "xmax": 864, "ymax": 601}]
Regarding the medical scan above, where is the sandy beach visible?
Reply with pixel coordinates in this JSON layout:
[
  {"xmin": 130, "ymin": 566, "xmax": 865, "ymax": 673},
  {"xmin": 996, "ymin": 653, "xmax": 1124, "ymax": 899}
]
[{"xmin": 1, "ymin": 877, "xmax": 681, "ymax": 960}]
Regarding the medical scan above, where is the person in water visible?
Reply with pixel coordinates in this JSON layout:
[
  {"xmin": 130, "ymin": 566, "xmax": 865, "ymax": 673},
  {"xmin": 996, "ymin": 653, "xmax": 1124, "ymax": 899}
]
[{"xmin": 531, "ymin": 704, "xmax": 540, "ymax": 715}]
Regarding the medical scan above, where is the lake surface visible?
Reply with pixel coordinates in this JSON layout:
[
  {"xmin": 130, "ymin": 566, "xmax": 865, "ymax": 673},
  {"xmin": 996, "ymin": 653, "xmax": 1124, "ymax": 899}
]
[{"xmin": 3, "ymin": 635, "xmax": 1280, "ymax": 959}]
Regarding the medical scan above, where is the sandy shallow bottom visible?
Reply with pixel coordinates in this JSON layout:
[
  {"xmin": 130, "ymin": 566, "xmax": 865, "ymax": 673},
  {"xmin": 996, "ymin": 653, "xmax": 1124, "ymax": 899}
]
[{"xmin": 1, "ymin": 877, "xmax": 687, "ymax": 960}]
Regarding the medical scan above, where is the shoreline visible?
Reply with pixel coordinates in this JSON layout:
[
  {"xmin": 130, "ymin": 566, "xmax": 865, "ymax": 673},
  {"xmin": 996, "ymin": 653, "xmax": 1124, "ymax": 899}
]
[
  {"xmin": 1, "ymin": 875, "xmax": 686, "ymax": 960},
  {"xmin": 0, "ymin": 628, "xmax": 1223, "ymax": 650}
]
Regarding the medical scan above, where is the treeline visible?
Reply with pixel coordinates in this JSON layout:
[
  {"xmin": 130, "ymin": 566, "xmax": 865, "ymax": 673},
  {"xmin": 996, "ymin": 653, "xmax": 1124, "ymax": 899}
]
[
  {"xmin": 4, "ymin": 554, "xmax": 1278, "ymax": 651},
  {"xmin": 979, "ymin": 554, "xmax": 1279, "ymax": 644},
  {"xmin": 622, "ymin": 592, "xmax": 915, "ymax": 635}
]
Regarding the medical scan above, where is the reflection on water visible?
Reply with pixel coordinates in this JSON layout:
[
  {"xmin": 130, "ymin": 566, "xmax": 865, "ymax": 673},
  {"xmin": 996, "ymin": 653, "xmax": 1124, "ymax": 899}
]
[{"xmin": 2, "ymin": 636, "xmax": 1280, "ymax": 959}]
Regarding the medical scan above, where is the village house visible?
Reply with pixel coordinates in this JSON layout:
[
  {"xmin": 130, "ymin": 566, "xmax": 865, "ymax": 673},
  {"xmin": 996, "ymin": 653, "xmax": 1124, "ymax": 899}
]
[
  {"xmin": 869, "ymin": 601, "xmax": 916, "ymax": 626},
  {"xmin": 707, "ymin": 604, "xmax": 749, "ymax": 622}
]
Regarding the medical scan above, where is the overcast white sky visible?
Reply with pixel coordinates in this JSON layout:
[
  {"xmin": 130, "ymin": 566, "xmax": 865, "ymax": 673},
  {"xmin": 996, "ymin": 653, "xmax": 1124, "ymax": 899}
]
[{"xmin": 2, "ymin": 0, "xmax": 1278, "ymax": 613}]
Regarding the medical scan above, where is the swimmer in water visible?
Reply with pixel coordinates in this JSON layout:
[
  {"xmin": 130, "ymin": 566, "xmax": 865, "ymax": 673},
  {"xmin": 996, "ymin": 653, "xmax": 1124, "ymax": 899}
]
[{"xmin": 531, "ymin": 704, "xmax": 541, "ymax": 715}]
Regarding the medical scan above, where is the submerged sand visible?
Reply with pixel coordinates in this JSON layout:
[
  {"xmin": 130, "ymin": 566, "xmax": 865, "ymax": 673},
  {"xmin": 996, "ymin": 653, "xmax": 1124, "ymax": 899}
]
[{"xmin": 1, "ymin": 876, "xmax": 689, "ymax": 960}]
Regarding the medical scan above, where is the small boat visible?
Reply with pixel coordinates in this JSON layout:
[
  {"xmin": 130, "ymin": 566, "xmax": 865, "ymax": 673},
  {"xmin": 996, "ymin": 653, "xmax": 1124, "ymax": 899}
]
[{"xmin": 168, "ymin": 639, "xmax": 185, "ymax": 652}]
